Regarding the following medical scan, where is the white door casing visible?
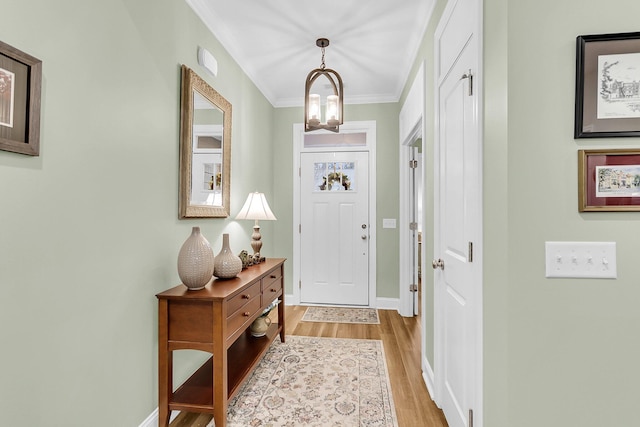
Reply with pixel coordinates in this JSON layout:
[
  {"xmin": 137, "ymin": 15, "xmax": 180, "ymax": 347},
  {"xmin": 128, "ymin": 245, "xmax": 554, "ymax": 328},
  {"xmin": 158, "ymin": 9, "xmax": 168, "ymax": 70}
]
[
  {"xmin": 299, "ymin": 151, "xmax": 370, "ymax": 305},
  {"xmin": 399, "ymin": 62, "xmax": 425, "ymax": 318},
  {"xmin": 399, "ymin": 140, "xmax": 421, "ymax": 316},
  {"xmin": 434, "ymin": 0, "xmax": 483, "ymax": 426},
  {"xmin": 292, "ymin": 121, "xmax": 377, "ymax": 308}
]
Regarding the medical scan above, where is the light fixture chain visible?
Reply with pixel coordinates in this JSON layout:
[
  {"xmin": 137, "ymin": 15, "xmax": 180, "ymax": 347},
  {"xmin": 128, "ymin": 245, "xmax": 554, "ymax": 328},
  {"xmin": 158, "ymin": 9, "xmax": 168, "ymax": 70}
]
[{"xmin": 320, "ymin": 47, "xmax": 326, "ymax": 70}]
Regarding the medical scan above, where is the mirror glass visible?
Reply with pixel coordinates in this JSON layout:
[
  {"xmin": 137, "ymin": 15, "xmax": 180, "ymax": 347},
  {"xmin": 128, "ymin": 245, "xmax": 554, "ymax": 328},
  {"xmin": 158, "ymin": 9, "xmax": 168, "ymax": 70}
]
[{"xmin": 179, "ymin": 65, "xmax": 231, "ymax": 218}]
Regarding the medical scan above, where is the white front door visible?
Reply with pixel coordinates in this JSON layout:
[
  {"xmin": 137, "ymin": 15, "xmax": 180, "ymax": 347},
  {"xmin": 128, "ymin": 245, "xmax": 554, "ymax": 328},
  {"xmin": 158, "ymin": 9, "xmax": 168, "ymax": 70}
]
[
  {"xmin": 299, "ymin": 151, "xmax": 370, "ymax": 305},
  {"xmin": 434, "ymin": 0, "xmax": 482, "ymax": 426}
]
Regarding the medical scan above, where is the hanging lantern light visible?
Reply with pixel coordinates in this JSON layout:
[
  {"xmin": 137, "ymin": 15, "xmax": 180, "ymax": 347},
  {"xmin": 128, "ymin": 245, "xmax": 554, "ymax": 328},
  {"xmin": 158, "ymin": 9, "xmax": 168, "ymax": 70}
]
[{"xmin": 304, "ymin": 38, "xmax": 344, "ymax": 132}]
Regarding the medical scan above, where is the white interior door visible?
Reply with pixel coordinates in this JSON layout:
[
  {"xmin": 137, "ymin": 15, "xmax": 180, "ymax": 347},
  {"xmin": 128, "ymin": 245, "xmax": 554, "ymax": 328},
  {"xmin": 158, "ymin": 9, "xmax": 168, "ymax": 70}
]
[
  {"xmin": 299, "ymin": 151, "xmax": 369, "ymax": 305},
  {"xmin": 434, "ymin": 0, "xmax": 482, "ymax": 426}
]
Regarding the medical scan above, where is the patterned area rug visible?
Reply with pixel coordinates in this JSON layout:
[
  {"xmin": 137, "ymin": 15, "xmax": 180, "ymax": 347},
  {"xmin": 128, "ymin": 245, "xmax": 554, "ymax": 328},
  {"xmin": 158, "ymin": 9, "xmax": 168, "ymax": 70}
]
[
  {"xmin": 301, "ymin": 306, "xmax": 380, "ymax": 324},
  {"xmin": 213, "ymin": 336, "xmax": 398, "ymax": 427}
]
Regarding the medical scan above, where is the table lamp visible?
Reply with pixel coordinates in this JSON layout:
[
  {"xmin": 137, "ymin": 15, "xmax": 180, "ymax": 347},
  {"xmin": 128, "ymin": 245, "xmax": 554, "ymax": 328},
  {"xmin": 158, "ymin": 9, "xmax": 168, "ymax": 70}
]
[{"xmin": 235, "ymin": 192, "xmax": 277, "ymax": 258}]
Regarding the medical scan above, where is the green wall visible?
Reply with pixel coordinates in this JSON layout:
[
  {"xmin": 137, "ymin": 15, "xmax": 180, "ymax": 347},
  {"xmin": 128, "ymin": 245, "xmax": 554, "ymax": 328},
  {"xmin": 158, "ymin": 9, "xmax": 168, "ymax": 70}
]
[
  {"xmin": 272, "ymin": 103, "xmax": 401, "ymax": 300},
  {"xmin": 501, "ymin": 0, "xmax": 640, "ymax": 425},
  {"xmin": 0, "ymin": 0, "xmax": 274, "ymax": 425},
  {"xmin": 403, "ymin": 0, "xmax": 640, "ymax": 426},
  {"xmin": 0, "ymin": 1, "xmax": 402, "ymax": 425},
  {"xmin": 6, "ymin": 0, "xmax": 637, "ymax": 426},
  {"xmin": 483, "ymin": 0, "xmax": 510, "ymax": 424}
]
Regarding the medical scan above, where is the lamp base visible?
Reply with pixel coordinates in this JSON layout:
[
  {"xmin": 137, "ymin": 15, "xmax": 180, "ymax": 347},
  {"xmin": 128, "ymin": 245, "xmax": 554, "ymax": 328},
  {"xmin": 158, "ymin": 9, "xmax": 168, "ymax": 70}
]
[{"xmin": 251, "ymin": 222, "xmax": 262, "ymax": 260}]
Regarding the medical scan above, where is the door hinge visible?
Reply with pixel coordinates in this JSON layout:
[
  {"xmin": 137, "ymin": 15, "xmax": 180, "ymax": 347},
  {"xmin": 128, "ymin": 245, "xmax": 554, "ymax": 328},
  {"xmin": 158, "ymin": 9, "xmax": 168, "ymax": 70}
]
[
  {"xmin": 469, "ymin": 409, "xmax": 474, "ymax": 427},
  {"xmin": 299, "ymin": 224, "xmax": 301, "ymax": 234},
  {"xmin": 409, "ymin": 284, "xmax": 418, "ymax": 292},
  {"xmin": 409, "ymin": 159, "xmax": 418, "ymax": 169},
  {"xmin": 409, "ymin": 222, "xmax": 418, "ymax": 231},
  {"xmin": 298, "ymin": 167, "xmax": 301, "ymax": 177},
  {"xmin": 299, "ymin": 280, "xmax": 302, "ymax": 290},
  {"xmin": 461, "ymin": 69, "xmax": 473, "ymax": 96},
  {"xmin": 468, "ymin": 241, "xmax": 473, "ymax": 262}
]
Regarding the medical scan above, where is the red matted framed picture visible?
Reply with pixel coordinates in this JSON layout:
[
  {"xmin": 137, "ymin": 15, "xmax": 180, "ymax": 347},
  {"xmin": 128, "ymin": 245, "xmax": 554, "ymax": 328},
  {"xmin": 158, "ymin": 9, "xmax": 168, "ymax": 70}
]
[
  {"xmin": 0, "ymin": 40, "xmax": 42, "ymax": 156},
  {"xmin": 578, "ymin": 149, "xmax": 640, "ymax": 211}
]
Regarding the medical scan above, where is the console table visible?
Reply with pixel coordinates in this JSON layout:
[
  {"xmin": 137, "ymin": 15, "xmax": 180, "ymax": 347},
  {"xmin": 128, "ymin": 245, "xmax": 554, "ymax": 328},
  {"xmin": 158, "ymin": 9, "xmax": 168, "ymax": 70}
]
[{"xmin": 156, "ymin": 258, "xmax": 286, "ymax": 427}]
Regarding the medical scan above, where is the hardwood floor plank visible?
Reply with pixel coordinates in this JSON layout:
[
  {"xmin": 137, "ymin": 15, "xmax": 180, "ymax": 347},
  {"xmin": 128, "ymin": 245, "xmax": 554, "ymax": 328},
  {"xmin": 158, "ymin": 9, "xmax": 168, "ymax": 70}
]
[{"xmin": 170, "ymin": 305, "xmax": 448, "ymax": 427}]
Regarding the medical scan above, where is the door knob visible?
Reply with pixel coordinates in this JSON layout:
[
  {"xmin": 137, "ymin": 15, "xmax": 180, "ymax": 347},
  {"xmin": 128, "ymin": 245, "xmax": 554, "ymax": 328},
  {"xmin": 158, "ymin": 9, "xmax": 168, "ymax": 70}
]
[
  {"xmin": 361, "ymin": 234, "xmax": 367, "ymax": 240},
  {"xmin": 432, "ymin": 258, "xmax": 444, "ymax": 270}
]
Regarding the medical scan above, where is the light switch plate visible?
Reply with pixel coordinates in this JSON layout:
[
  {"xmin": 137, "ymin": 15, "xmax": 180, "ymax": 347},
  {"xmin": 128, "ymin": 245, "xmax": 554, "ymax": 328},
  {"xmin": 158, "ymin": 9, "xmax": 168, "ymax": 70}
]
[
  {"xmin": 545, "ymin": 241, "xmax": 617, "ymax": 279},
  {"xmin": 382, "ymin": 218, "xmax": 396, "ymax": 229}
]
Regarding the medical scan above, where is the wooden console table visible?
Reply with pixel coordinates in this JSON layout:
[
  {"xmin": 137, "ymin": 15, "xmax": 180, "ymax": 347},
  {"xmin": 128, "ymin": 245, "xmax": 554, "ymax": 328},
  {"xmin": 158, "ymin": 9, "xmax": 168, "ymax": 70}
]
[{"xmin": 156, "ymin": 258, "xmax": 286, "ymax": 427}]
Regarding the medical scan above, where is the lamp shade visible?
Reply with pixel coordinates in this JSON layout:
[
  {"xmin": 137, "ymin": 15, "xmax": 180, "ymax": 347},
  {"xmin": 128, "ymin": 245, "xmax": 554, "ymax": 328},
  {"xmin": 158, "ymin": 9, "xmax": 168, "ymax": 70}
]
[
  {"xmin": 326, "ymin": 94, "xmax": 339, "ymax": 122},
  {"xmin": 308, "ymin": 94, "xmax": 321, "ymax": 121},
  {"xmin": 235, "ymin": 192, "xmax": 277, "ymax": 221}
]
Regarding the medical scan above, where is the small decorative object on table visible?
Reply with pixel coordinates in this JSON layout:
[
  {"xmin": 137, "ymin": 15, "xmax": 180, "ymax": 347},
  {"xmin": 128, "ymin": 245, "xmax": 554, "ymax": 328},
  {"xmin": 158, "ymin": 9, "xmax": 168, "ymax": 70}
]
[
  {"xmin": 250, "ymin": 299, "xmax": 279, "ymax": 337},
  {"xmin": 238, "ymin": 250, "xmax": 253, "ymax": 269},
  {"xmin": 177, "ymin": 226, "xmax": 215, "ymax": 290},
  {"xmin": 213, "ymin": 233, "xmax": 242, "ymax": 279}
]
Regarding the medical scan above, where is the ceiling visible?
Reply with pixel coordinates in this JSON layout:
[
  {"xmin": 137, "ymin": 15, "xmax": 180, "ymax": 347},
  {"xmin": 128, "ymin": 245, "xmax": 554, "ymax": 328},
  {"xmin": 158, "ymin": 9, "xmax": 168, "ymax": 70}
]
[{"xmin": 186, "ymin": 0, "xmax": 435, "ymax": 108}]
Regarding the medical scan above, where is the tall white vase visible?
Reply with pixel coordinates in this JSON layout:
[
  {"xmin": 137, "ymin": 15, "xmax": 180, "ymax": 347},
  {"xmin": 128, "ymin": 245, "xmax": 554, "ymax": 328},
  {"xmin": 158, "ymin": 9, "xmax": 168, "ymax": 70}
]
[{"xmin": 177, "ymin": 226, "xmax": 215, "ymax": 290}]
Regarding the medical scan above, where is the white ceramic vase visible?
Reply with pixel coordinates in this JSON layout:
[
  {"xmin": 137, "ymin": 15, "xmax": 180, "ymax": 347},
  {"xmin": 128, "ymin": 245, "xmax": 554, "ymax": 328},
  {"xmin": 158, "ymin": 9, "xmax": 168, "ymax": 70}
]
[
  {"xmin": 213, "ymin": 233, "xmax": 242, "ymax": 279},
  {"xmin": 177, "ymin": 227, "xmax": 215, "ymax": 290}
]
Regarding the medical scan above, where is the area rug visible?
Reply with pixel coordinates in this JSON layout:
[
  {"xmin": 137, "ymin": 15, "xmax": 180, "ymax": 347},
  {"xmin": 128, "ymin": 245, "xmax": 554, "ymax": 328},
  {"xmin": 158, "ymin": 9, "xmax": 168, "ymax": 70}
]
[
  {"xmin": 214, "ymin": 335, "xmax": 398, "ymax": 427},
  {"xmin": 301, "ymin": 306, "xmax": 380, "ymax": 324}
]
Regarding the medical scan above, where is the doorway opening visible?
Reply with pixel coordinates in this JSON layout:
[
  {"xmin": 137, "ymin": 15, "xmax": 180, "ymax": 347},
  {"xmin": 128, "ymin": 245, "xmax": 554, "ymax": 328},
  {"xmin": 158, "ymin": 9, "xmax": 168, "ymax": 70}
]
[{"xmin": 400, "ymin": 126, "xmax": 423, "ymax": 317}]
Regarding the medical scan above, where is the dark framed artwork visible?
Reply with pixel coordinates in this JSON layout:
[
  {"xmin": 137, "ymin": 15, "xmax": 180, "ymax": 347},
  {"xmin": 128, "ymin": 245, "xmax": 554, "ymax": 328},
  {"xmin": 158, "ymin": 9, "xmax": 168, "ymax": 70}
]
[
  {"xmin": 0, "ymin": 40, "xmax": 42, "ymax": 156},
  {"xmin": 578, "ymin": 149, "xmax": 640, "ymax": 211},
  {"xmin": 575, "ymin": 32, "xmax": 640, "ymax": 138}
]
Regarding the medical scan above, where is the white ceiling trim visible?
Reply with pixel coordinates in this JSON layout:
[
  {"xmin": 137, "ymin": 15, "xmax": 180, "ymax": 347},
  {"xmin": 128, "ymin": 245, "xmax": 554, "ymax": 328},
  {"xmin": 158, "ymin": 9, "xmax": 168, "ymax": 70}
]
[
  {"xmin": 185, "ymin": 0, "xmax": 436, "ymax": 109},
  {"xmin": 185, "ymin": 0, "xmax": 277, "ymax": 105}
]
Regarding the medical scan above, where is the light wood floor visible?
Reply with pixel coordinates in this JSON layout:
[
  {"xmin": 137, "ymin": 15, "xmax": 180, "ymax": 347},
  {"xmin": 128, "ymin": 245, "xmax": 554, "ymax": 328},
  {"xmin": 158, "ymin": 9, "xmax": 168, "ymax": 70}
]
[{"xmin": 170, "ymin": 305, "xmax": 448, "ymax": 427}]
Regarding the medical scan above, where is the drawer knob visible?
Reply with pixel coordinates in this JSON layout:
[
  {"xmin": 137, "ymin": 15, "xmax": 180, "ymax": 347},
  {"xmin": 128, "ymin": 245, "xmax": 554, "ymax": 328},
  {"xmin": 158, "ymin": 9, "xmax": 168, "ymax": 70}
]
[
  {"xmin": 243, "ymin": 311, "xmax": 250, "ymax": 317},
  {"xmin": 270, "ymin": 288, "xmax": 277, "ymax": 293},
  {"xmin": 242, "ymin": 294, "xmax": 250, "ymax": 299},
  {"xmin": 270, "ymin": 275, "xmax": 277, "ymax": 279}
]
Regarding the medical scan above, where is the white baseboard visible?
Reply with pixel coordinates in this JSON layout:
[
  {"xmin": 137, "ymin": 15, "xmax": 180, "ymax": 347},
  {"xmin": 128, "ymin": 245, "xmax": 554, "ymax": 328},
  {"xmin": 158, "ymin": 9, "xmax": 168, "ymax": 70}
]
[
  {"xmin": 285, "ymin": 295, "xmax": 399, "ymax": 311},
  {"xmin": 375, "ymin": 297, "xmax": 399, "ymax": 311},
  {"xmin": 422, "ymin": 355, "xmax": 437, "ymax": 403},
  {"xmin": 284, "ymin": 293, "xmax": 297, "ymax": 305},
  {"xmin": 139, "ymin": 408, "xmax": 179, "ymax": 427}
]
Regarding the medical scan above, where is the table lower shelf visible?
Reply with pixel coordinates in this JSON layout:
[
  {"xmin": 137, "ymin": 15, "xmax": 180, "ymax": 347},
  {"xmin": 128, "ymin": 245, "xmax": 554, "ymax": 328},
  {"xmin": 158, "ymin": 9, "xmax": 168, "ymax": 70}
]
[{"xmin": 170, "ymin": 322, "xmax": 282, "ymax": 412}]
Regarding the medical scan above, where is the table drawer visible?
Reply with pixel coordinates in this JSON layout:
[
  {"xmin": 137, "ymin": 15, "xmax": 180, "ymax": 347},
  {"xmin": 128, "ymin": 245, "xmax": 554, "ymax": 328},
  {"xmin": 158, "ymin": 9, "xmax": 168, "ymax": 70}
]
[
  {"xmin": 226, "ymin": 295, "xmax": 261, "ymax": 338},
  {"xmin": 227, "ymin": 281, "xmax": 261, "ymax": 317},
  {"xmin": 262, "ymin": 277, "xmax": 282, "ymax": 306},
  {"xmin": 262, "ymin": 268, "xmax": 283, "ymax": 293}
]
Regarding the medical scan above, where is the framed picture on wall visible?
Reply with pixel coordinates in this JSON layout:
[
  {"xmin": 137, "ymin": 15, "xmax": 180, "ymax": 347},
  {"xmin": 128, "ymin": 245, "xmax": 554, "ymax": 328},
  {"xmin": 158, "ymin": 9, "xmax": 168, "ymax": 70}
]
[
  {"xmin": 0, "ymin": 40, "xmax": 42, "ymax": 156},
  {"xmin": 575, "ymin": 32, "xmax": 640, "ymax": 138},
  {"xmin": 578, "ymin": 149, "xmax": 640, "ymax": 211}
]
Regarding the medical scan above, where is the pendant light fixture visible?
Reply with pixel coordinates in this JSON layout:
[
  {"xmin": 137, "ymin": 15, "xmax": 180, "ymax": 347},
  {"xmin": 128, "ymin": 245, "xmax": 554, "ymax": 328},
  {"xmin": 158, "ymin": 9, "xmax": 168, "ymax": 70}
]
[{"xmin": 304, "ymin": 38, "xmax": 344, "ymax": 132}]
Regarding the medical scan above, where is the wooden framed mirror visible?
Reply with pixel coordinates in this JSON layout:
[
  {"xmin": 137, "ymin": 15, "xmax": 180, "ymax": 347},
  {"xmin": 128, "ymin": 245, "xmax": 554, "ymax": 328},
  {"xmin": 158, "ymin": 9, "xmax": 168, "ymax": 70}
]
[{"xmin": 179, "ymin": 65, "xmax": 231, "ymax": 218}]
